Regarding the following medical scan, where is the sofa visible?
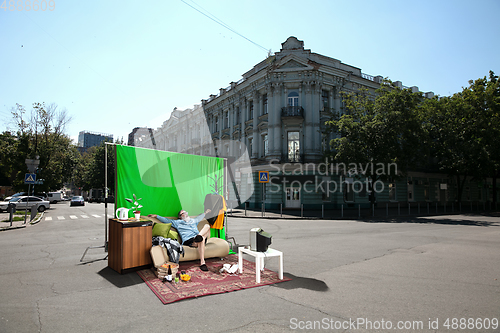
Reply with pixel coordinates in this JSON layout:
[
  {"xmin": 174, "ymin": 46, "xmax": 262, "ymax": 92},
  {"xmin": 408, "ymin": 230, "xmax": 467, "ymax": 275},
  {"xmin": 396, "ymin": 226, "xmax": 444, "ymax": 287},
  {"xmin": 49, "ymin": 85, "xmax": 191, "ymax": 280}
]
[{"xmin": 148, "ymin": 216, "xmax": 230, "ymax": 262}]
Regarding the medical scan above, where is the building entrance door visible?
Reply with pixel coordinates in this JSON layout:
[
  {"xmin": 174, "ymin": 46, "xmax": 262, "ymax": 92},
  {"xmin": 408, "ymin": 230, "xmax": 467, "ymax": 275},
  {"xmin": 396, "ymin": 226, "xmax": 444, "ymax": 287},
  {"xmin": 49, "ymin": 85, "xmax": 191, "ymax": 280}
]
[{"xmin": 286, "ymin": 187, "xmax": 300, "ymax": 208}]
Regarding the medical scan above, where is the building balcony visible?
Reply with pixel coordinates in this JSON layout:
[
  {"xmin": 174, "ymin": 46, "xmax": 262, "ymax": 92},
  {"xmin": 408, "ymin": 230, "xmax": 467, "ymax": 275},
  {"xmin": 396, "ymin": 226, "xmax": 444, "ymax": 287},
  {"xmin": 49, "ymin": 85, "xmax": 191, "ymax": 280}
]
[
  {"xmin": 281, "ymin": 106, "xmax": 304, "ymax": 118},
  {"xmin": 281, "ymin": 152, "xmax": 304, "ymax": 163}
]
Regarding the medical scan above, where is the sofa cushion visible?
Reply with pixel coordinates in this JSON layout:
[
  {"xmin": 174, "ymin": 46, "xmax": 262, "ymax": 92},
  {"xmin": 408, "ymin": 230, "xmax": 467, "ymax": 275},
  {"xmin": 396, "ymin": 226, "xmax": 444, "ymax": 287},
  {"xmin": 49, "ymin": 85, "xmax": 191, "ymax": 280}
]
[{"xmin": 152, "ymin": 222, "xmax": 171, "ymax": 239}]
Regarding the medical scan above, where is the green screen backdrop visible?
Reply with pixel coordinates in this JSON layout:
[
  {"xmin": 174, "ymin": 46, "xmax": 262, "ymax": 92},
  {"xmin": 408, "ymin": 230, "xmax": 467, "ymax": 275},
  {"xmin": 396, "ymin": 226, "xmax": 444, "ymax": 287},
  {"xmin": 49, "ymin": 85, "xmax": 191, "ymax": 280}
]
[{"xmin": 115, "ymin": 145, "xmax": 224, "ymax": 221}]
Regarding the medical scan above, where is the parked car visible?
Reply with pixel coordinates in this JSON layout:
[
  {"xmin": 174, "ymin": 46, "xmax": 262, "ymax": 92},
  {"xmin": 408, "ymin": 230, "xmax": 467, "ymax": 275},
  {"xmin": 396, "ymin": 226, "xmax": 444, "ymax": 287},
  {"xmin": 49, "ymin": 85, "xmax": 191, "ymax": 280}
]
[
  {"xmin": 0, "ymin": 196, "xmax": 50, "ymax": 212},
  {"xmin": 70, "ymin": 196, "xmax": 85, "ymax": 207},
  {"xmin": 47, "ymin": 192, "xmax": 64, "ymax": 204}
]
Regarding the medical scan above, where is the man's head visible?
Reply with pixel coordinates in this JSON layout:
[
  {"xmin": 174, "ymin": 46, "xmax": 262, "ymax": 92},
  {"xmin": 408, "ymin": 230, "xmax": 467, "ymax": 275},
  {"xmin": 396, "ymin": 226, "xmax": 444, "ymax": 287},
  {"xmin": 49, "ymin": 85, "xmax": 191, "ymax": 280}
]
[{"xmin": 178, "ymin": 210, "xmax": 188, "ymax": 220}]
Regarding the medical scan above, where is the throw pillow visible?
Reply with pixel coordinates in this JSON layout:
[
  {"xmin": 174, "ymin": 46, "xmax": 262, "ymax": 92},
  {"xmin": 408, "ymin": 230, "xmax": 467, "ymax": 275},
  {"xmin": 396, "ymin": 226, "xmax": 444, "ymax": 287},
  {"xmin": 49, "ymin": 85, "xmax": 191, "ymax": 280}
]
[
  {"xmin": 167, "ymin": 229, "xmax": 179, "ymax": 241},
  {"xmin": 152, "ymin": 223, "xmax": 171, "ymax": 238}
]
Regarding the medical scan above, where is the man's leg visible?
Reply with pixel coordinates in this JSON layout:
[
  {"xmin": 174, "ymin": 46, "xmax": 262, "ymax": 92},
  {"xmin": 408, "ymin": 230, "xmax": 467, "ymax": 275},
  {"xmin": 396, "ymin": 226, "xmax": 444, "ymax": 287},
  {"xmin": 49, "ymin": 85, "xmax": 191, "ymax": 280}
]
[{"xmin": 196, "ymin": 224, "xmax": 210, "ymax": 266}]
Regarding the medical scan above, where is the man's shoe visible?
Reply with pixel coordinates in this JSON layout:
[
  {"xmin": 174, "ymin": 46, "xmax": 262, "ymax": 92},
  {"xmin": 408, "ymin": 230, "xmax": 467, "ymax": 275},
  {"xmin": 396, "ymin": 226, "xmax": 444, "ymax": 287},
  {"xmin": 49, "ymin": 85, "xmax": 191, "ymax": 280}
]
[{"xmin": 200, "ymin": 264, "xmax": 208, "ymax": 271}]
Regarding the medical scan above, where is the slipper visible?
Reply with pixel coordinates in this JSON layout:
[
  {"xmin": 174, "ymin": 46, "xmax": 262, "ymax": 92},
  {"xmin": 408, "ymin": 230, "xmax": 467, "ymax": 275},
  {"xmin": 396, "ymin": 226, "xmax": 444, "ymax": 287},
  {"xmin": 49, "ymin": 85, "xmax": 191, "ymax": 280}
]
[
  {"xmin": 200, "ymin": 264, "xmax": 208, "ymax": 271},
  {"xmin": 194, "ymin": 235, "xmax": 203, "ymax": 243}
]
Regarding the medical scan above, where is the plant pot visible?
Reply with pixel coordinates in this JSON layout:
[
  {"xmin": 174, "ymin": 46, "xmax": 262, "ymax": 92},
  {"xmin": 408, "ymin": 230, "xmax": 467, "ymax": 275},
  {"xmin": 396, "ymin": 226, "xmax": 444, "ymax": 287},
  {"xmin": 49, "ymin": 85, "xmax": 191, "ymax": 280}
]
[{"xmin": 134, "ymin": 211, "xmax": 141, "ymax": 220}]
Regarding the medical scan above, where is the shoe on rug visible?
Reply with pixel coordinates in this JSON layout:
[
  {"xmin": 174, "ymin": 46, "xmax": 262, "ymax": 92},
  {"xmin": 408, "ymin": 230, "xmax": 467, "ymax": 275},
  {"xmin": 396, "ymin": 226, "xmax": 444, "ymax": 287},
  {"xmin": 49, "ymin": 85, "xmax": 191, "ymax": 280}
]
[
  {"xmin": 200, "ymin": 264, "xmax": 208, "ymax": 271},
  {"xmin": 194, "ymin": 235, "xmax": 203, "ymax": 243}
]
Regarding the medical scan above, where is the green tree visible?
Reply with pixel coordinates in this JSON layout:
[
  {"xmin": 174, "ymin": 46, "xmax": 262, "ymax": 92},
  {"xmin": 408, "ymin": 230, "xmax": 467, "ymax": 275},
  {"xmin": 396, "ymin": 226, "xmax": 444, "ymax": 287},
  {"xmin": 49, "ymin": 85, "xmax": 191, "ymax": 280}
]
[
  {"xmin": 324, "ymin": 82, "xmax": 427, "ymax": 205},
  {"xmin": 4, "ymin": 102, "xmax": 77, "ymax": 192}
]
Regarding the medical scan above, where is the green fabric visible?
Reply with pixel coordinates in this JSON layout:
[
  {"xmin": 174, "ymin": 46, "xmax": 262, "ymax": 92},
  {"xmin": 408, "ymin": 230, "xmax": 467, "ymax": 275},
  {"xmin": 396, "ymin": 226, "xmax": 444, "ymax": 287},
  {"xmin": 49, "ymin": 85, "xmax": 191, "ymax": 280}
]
[
  {"xmin": 167, "ymin": 229, "xmax": 179, "ymax": 241},
  {"xmin": 115, "ymin": 145, "xmax": 226, "ymax": 238},
  {"xmin": 152, "ymin": 222, "xmax": 171, "ymax": 238}
]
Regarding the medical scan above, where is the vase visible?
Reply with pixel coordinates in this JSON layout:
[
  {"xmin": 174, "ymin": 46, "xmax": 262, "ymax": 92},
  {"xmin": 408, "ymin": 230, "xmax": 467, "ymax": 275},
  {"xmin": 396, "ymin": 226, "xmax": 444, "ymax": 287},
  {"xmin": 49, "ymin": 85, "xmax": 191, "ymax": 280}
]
[{"xmin": 134, "ymin": 212, "xmax": 141, "ymax": 221}]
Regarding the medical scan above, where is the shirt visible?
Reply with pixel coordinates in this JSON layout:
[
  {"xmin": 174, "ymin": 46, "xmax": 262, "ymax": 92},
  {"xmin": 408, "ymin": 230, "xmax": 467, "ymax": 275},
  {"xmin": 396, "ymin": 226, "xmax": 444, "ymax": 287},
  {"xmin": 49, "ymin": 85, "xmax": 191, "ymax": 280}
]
[{"xmin": 156, "ymin": 213, "xmax": 205, "ymax": 244}]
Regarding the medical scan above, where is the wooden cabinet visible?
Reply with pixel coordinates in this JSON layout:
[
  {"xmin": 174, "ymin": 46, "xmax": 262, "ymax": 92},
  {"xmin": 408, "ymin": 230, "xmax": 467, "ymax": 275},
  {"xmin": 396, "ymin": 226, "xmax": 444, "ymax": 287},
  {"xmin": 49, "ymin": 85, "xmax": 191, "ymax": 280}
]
[{"xmin": 108, "ymin": 218, "xmax": 153, "ymax": 274}]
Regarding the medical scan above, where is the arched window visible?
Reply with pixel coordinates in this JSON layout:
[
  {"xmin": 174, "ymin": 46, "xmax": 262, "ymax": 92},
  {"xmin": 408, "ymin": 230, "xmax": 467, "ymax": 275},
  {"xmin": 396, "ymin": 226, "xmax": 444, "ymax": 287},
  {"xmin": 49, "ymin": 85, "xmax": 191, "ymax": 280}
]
[{"xmin": 288, "ymin": 91, "xmax": 299, "ymax": 107}]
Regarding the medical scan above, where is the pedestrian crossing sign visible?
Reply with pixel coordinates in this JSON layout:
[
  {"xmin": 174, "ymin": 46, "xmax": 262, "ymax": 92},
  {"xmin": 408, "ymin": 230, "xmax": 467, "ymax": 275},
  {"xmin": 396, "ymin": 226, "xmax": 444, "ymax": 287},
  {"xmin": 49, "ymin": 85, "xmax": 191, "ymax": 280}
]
[
  {"xmin": 24, "ymin": 173, "xmax": 36, "ymax": 184},
  {"xmin": 259, "ymin": 171, "xmax": 269, "ymax": 183}
]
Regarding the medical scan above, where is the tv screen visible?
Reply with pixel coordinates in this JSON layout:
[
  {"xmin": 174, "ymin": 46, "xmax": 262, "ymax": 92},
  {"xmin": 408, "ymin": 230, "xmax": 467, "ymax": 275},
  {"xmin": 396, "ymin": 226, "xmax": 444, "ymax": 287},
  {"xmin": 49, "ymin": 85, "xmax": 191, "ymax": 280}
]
[{"xmin": 256, "ymin": 229, "xmax": 272, "ymax": 252}]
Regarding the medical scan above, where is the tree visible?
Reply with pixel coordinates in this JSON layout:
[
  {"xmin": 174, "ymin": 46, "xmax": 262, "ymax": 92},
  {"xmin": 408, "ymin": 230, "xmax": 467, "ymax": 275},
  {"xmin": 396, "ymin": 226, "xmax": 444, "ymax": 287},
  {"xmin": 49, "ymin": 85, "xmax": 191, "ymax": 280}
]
[
  {"xmin": 324, "ymin": 82, "xmax": 427, "ymax": 206},
  {"xmin": 4, "ymin": 102, "xmax": 77, "ymax": 192}
]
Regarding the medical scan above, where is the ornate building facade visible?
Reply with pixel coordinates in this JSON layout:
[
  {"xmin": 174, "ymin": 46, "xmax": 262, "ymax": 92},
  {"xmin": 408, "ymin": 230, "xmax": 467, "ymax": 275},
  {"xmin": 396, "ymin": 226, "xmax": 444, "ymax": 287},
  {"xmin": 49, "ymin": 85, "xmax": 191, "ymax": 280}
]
[{"xmin": 138, "ymin": 37, "xmax": 498, "ymax": 211}]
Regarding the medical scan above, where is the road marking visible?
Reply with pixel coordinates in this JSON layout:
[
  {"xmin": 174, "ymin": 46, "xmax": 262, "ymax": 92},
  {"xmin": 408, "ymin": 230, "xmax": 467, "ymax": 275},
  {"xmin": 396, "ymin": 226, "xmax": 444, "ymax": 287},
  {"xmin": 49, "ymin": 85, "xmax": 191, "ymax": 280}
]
[
  {"xmin": 45, "ymin": 216, "xmax": 52, "ymax": 221},
  {"xmin": 69, "ymin": 215, "xmax": 78, "ymax": 219},
  {"xmin": 57, "ymin": 216, "xmax": 65, "ymax": 220},
  {"xmin": 81, "ymin": 215, "xmax": 89, "ymax": 219},
  {"xmin": 92, "ymin": 214, "xmax": 100, "ymax": 218}
]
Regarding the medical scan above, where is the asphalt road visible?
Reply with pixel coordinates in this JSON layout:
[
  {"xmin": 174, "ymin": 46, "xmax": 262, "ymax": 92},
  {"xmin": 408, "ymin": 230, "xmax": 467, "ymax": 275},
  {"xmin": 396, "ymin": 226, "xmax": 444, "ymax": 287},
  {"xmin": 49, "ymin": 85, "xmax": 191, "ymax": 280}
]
[{"xmin": 0, "ymin": 203, "xmax": 499, "ymax": 333}]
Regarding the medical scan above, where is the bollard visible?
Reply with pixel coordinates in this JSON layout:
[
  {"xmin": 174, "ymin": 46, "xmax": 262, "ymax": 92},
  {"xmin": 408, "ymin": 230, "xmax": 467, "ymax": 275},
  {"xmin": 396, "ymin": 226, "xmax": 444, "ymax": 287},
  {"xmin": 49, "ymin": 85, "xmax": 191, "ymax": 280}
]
[
  {"xmin": 386, "ymin": 203, "xmax": 388, "ymax": 217},
  {"xmin": 452, "ymin": 202, "xmax": 454, "ymax": 212},
  {"xmin": 30, "ymin": 205, "xmax": 38, "ymax": 222},
  {"xmin": 436, "ymin": 202, "xmax": 438, "ymax": 213},
  {"xmin": 408, "ymin": 203, "xmax": 410, "ymax": 215},
  {"xmin": 398, "ymin": 203, "xmax": 400, "ymax": 216},
  {"xmin": 301, "ymin": 204, "xmax": 303, "ymax": 218},
  {"xmin": 418, "ymin": 202, "xmax": 420, "ymax": 214},
  {"xmin": 280, "ymin": 203, "xmax": 282, "ymax": 218},
  {"xmin": 341, "ymin": 204, "xmax": 343, "ymax": 218},
  {"xmin": 427, "ymin": 202, "xmax": 430, "ymax": 214},
  {"xmin": 372, "ymin": 204, "xmax": 375, "ymax": 217},
  {"xmin": 444, "ymin": 202, "xmax": 446, "ymax": 213},
  {"xmin": 245, "ymin": 202, "xmax": 247, "ymax": 217},
  {"xmin": 358, "ymin": 204, "xmax": 360, "ymax": 218},
  {"xmin": 322, "ymin": 204, "xmax": 324, "ymax": 219}
]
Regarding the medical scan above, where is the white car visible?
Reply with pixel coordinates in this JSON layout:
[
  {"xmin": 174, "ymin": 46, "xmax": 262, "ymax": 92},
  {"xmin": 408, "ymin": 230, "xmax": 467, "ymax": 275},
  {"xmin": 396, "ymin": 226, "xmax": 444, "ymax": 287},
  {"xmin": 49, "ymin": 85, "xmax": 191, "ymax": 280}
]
[{"xmin": 0, "ymin": 196, "xmax": 51, "ymax": 212}]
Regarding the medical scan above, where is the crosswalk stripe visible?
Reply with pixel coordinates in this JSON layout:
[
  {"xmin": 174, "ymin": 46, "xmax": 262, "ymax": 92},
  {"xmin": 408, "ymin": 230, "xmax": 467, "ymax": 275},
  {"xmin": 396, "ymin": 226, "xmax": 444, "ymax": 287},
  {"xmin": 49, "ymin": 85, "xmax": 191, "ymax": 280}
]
[
  {"xmin": 92, "ymin": 214, "xmax": 100, "ymax": 218},
  {"xmin": 57, "ymin": 216, "xmax": 65, "ymax": 220},
  {"xmin": 45, "ymin": 216, "xmax": 52, "ymax": 221},
  {"xmin": 81, "ymin": 215, "xmax": 89, "ymax": 219},
  {"xmin": 70, "ymin": 215, "xmax": 78, "ymax": 219}
]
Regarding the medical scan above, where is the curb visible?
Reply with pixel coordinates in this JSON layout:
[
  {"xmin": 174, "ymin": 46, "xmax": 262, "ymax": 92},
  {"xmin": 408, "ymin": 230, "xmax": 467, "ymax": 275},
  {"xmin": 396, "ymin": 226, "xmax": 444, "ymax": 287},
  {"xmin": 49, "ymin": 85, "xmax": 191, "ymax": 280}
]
[{"xmin": 0, "ymin": 211, "xmax": 44, "ymax": 231}]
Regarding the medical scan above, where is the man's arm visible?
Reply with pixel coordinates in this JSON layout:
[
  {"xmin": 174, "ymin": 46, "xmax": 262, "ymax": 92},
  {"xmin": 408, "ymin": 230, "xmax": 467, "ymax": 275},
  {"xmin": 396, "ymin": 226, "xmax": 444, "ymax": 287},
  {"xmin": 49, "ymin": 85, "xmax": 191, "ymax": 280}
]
[{"xmin": 148, "ymin": 214, "xmax": 174, "ymax": 224}]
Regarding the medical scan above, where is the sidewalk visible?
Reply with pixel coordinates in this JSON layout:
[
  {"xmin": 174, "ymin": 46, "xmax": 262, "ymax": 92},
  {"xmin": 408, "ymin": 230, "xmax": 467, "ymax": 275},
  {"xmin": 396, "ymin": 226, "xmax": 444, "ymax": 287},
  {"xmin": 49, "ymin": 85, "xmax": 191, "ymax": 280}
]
[
  {"xmin": 228, "ymin": 204, "xmax": 500, "ymax": 220},
  {"xmin": 0, "ymin": 211, "xmax": 43, "ymax": 231}
]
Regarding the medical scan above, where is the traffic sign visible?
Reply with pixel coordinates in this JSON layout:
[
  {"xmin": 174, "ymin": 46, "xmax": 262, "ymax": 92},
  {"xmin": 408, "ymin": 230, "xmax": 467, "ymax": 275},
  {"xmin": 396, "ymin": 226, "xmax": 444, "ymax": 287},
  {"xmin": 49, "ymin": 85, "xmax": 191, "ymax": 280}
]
[
  {"xmin": 24, "ymin": 173, "xmax": 36, "ymax": 184},
  {"xmin": 258, "ymin": 171, "xmax": 269, "ymax": 183}
]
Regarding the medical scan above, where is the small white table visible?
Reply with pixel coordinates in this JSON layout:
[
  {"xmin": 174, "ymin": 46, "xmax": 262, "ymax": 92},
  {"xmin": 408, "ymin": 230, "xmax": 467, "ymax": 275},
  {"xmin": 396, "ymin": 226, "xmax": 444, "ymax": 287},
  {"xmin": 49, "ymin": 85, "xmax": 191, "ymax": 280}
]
[{"xmin": 238, "ymin": 247, "xmax": 283, "ymax": 283}]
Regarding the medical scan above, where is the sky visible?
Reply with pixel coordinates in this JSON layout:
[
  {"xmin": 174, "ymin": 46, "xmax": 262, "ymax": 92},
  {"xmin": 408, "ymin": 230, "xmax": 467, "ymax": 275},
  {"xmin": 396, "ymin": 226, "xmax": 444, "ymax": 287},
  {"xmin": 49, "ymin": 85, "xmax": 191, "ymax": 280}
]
[{"xmin": 1, "ymin": 0, "xmax": 499, "ymax": 144}]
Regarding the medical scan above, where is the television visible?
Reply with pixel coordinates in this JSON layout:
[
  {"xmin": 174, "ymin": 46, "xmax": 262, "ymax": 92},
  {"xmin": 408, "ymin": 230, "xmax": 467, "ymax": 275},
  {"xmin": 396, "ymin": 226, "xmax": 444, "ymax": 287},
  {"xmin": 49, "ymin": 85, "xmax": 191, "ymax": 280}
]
[{"xmin": 249, "ymin": 228, "xmax": 272, "ymax": 252}]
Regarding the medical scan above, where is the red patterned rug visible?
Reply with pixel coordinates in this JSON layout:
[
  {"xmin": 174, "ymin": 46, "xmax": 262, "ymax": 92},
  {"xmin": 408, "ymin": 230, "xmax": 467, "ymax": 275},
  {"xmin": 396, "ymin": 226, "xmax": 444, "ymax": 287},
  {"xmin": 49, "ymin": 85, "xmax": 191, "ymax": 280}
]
[{"xmin": 137, "ymin": 254, "xmax": 291, "ymax": 304}]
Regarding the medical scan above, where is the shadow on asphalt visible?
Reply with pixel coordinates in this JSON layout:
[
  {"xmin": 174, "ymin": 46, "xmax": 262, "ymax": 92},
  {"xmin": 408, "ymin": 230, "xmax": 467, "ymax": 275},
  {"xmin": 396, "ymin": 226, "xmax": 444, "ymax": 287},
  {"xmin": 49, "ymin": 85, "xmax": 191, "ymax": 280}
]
[
  {"xmin": 96, "ymin": 266, "xmax": 145, "ymax": 288},
  {"xmin": 361, "ymin": 215, "xmax": 500, "ymax": 227},
  {"xmin": 272, "ymin": 273, "xmax": 329, "ymax": 292}
]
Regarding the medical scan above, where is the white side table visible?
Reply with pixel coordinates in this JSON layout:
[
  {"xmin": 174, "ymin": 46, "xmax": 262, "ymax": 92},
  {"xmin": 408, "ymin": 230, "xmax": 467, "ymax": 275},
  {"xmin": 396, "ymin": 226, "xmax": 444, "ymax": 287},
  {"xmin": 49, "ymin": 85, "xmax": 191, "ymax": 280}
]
[{"xmin": 238, "ymin": 247, "xmax": 283, "ymax": 283}]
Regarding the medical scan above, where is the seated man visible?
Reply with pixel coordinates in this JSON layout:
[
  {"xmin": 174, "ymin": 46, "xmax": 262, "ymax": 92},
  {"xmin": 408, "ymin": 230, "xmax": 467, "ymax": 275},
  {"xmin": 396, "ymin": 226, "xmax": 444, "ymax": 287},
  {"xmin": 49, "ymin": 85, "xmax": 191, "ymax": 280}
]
[{"xmin": 148, "ymin": 209, "xmax": 211, "ymax": 271}]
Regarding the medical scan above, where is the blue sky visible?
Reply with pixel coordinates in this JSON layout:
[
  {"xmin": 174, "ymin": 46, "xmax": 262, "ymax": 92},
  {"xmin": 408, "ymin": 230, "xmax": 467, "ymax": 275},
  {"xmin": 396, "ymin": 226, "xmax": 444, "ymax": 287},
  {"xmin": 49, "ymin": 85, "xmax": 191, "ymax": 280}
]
[{"xmin": 1, "ymin": 0, "xmax": 499, "ymax": 144}]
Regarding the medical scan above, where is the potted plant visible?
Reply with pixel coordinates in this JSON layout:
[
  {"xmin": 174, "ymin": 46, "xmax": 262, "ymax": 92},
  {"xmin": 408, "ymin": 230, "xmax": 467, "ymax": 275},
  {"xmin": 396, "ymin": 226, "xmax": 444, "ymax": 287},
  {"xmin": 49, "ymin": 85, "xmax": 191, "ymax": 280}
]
[{"xmin": 125, "ymin": 194, "xmax": 143, "ymax": 221}]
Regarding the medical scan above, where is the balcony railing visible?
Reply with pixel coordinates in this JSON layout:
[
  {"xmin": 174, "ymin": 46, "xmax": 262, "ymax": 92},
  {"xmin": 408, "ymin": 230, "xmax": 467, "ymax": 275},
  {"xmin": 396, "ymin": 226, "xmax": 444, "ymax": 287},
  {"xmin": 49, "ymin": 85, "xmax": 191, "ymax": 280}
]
[
  {"xmin": 281, "ymin": 106, "xmax": 304, "ymax": 118},
  {"xmin": 281, "ymin": 152, "xmax": 304, "ymax": 163}
]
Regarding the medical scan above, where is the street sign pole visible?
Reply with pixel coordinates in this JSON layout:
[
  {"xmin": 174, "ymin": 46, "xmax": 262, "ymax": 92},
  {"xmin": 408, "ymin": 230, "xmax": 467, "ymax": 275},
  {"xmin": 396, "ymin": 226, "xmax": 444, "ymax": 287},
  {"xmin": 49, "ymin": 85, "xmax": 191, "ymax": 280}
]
[{"xmin": 24, "ymin": 183, "xmax": 31, "ymax": 224}]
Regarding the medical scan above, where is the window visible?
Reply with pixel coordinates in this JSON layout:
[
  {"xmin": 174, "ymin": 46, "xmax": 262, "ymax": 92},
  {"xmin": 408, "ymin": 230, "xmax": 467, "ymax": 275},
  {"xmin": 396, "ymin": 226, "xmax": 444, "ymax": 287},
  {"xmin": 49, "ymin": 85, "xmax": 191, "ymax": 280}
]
[
  {"xmin": 287, "ymin": 131, "xmax": 300, "ymax": 162},
  {"xmin": 248, "ymin": 138, "xmax": 253, "ymax": 156},
  {"xmin": 215, "ymin": 116, "xmax": 219, "ymax": 132},
  {"xmin": 235, "ymin": 107, "xmax": 240, "ymax": 125},
  {"xmin": 224, "ymin": 112, "xmax": 229, "ymax": 129},
  {"xmin": 288, "ymin": 91, "xmax": 299, "ymax": 106},
  {"xmin": 248, "ymin": 101, "xmax": 254, "ymax": 120},
  {"xmin": 262, "ymin": 94, "xmax": 268, "ymax": 115},
  {"xmin": 322, "ymin": 90, "xmax": 329, "ymax": 110},
  {"xmin": 263, "ymin": 134, "xmax": 268, "ymax": 156}
]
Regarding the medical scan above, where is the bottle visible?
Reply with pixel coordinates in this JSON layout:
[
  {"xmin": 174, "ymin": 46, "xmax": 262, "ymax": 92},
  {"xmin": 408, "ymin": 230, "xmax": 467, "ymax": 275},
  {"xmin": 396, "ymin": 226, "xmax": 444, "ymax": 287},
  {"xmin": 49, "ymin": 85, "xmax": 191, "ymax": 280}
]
[{"xmin": 166, "ymin": 265, "xmax": 172, "ymax": 282}]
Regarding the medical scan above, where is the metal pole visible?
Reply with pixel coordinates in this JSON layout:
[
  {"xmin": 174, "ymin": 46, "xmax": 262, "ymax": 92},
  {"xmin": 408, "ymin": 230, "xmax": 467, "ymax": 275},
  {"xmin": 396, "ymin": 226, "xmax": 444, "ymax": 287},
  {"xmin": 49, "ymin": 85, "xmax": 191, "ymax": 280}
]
[
  {"xmin": 280, "ymin": 203, "xmax": 282, "ymax": 218},
  {"xmin": 245, "ymin": 202, "xmax": 247, "ymax": 216},
  {"xmin": 24, "ymin": 183, "xmax": 31, "ymax": 224},
  {"xmin": 261, "ymin": 202, "xmax": 264, "ymax": 218},
  {"xmin": 301, "ymin": 204, "xmax": 303, "ymax": 218},
  {"xmin": 372, "ymin": 204, "xmax": 374, "ymax": 217},
  {"xmin": 386, "ymin": 203, "xmax": 388, "ymax": 217},
  {"xmin": 322, "ymin": 204, "xmax": 324, "ymax": 219},
  {"xmin": 358, "ymin": 204, "xmax": 360, "ymax": 218},
  {"xmin": 408, "ymin": 202, "xmax": 410, "ymax": 215},
  {"xmin": 436, "ymin": 202, "xmax": 438, "ymax": 213},
  {"xmin": 341, "ymin": 204, "xmax": 343, "ymax": 218},
  {"xmin": 398, "ymin": 202, "xmax": 400, "ymax": 216},
  {"xmin": 104, "ymin": 143, "xmax": 108, "ymax": 251},
  {"xmin": 418, "ymin": 202, "xmax": 420, "ymax": 214}
]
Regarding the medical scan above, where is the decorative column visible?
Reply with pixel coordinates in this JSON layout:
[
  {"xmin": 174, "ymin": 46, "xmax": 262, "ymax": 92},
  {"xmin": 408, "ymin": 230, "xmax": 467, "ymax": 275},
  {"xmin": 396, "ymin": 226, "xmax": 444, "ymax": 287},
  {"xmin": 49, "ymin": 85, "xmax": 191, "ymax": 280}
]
[
  {"xmin": 252, "ymin": 92, "xmax": 260, "ymax": 159},
  {"xmin": 304, "ymin": 81, "xmax": 313, "ymax": 155}
]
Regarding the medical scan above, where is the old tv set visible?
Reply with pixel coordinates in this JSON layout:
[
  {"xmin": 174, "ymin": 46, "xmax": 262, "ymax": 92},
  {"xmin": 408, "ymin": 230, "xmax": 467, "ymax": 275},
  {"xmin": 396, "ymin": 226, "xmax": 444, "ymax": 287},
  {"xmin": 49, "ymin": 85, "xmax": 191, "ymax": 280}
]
[{"xmin": 249, "ymin": 228, "xmax": 272, "ymax": 252}]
